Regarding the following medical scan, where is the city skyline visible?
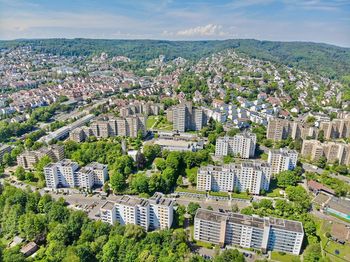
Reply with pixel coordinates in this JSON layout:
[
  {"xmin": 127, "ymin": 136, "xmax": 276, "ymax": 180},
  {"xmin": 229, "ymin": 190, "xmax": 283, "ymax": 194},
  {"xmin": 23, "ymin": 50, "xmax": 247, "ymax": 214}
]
[{"xmin": 0, "ymin": 0, "xmax": 350, "ymax": 47}]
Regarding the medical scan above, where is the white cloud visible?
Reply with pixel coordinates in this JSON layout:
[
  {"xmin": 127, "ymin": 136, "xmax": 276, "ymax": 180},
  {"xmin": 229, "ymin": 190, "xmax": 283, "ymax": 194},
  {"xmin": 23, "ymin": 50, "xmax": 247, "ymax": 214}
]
[{"xmin": 176, "ymin": 24, "xmax": 226, "ymax": 37}]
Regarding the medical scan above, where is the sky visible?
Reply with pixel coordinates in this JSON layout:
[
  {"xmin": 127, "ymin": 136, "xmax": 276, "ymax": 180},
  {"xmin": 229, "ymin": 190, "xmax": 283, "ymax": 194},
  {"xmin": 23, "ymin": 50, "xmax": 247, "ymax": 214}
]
[{"xmin": 0, "ymin": 0, "xmax": 350, "ymax": 47}]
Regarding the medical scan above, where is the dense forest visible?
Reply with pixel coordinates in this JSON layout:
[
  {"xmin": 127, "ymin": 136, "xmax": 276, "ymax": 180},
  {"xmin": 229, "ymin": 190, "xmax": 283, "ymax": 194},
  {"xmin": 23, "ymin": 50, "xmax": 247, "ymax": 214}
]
[{"xmin": 0, "ymin": 39, "xmax": 349, "ymax": 80}]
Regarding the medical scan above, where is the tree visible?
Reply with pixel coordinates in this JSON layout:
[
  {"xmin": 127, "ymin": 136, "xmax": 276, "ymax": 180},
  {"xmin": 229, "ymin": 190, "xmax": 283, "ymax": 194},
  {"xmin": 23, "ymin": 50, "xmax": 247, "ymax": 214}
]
[
  {"xmin": 187, "ymin": 202, "xmax": 200, "ymax": 218},
  {"xmin": 303, "ymin": 244, "xmax": 322, "ymax": 262},
  {"xmin": 14, "ymin": 166, "xmax": 26, "ymax": 181},
  {"xmin": 277, "ymin": 170, "xmax": 300, "ymax": 188},
  {"xmin": 214, "ymin": 249, "xmax": 245, "ymax": 262},
  {"xmin": 154, "ymin": 158, "xmax": 166, "ymax": 171},
  {"xmin": 110, "ymin": 172, "xmax": 126, "ymax": 192},
  {"xmin": 135, "ymin": 152, "xmax": 146, "ymax": 170},
  {"xmin": 316, "ymin": 156, "xmax": 327, "ymax": 169},
  {"xmin": 143, "ymin": 144, "xmax": 161, "ymax": 166},
  {"xmin": 317, "ymin": 130, "xmax": 325, "ymax": 142},
  {"xmin": 130, "ymin": 173, "xmax": 149, "ymax": 194},
  {"xmin": 18, "ymin": 212, "xmax": 47, "ymax": 241}
]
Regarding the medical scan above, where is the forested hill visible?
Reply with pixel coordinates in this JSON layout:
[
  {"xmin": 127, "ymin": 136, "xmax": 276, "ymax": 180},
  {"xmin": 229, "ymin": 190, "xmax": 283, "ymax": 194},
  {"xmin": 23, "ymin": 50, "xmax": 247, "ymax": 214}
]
[{"xmin": 1, "ymin": 38, "xmax": 349, "ymax": 80}]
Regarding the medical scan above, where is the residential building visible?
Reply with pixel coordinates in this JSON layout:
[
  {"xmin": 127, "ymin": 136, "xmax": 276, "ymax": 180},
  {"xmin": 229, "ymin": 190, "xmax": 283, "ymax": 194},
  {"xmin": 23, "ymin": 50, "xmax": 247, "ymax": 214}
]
[
  {"xmin": 100, "ymin": 193, "xmax": 174, "ymax": 231},
  {"xmin": 215, "ymin": 132, "xmax": 256, "ymax": 158},
  {"xmin": 267, "ymin": 118, "xmax": 316, "ymax": 141},
  {"xmin": 194, "ymin": 209, "xmax": 304, "ymax": 255},
  {"xmin": 119, "ymin": 101, "xmax": 163, "ymax": 117},
  {"xmin": 91, "ymin": 115, "xmax": 146, "ymax": 138},
  {"xmin": 170, "ymin": 102, "xmax": 206, "ymax": 132},
  {"xmin": 197, "ymin": 161, "xmax": 271, "ymax": 195},
  {"xmin": 319, "ymin": 117, "xmax": 350, "ymax": 140},
  {"xmin": 44, "ymin": 159, "xmax": 108, "ymax": 189},
  {"xmin": 0, "ymin": 144, "xmax": 12, "ymax": 163},
  {"xmin": 301, "ymin": 140, "xmax": 350, "ymax": 165},
  {"xmin": 17, "ymin": 145, "xmax": 64, "ymax": 170},
  {"xmin": 268, "ymin": 148, "xmax": 298, "ymax": 175}
]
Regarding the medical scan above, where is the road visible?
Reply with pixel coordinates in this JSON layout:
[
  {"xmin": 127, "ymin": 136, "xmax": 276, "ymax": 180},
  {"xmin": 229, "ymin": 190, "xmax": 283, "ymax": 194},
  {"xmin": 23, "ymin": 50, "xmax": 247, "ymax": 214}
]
[{"xmin": 302, "ymin": 163, "xmax": 350, "ymax": 184}]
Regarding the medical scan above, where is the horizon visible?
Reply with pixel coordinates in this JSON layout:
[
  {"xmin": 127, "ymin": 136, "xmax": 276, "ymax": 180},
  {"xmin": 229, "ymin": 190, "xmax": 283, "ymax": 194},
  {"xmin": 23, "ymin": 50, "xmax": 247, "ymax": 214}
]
[
  {"xmin": 1, "ymin": 37, "xmax": 349, "ymax": 49},
  {"xmin": 0, "ymin": 0, "xmax": 350, "ymax": 48}
]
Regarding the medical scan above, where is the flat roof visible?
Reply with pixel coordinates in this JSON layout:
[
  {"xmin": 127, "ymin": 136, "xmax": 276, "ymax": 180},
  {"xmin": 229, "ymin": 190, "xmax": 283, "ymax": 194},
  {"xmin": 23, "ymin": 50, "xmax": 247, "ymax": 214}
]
[
  {"xmin": 116, "ymin": 195, "xmax": 149, "ymax": 207},
  {"xmin": 195, "ymin": 209, "xmax": 228, "ymax": 223},
  {"xmin": 195, "ymin": 209, "xmax": 303, "ymax": 233},
  {"xmin": 101, "ymin": 201, "xmax": 115, "ymax": 211}
]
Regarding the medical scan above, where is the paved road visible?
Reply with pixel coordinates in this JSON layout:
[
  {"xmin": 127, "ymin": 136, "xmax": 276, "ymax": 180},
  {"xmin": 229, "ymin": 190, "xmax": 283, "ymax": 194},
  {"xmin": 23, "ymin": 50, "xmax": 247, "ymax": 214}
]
[{"xmin": 303, "ymin": 163, "xmax": 350, "ymax": 184}]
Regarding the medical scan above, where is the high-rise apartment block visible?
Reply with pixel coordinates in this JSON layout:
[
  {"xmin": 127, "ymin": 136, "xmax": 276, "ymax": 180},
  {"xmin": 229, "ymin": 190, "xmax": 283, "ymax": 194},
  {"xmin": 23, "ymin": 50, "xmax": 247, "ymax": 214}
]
[
  {"xmin": 44, "ymin": 159, "xmax": 108, "ymax": 189},
  {"xmin": 100, "ymin": 193, "xmax": 173, "ymax": 231},
  {"xmin": 71, "ymin": 115, "xmax": 147, "ymax": 141},
  {"xmin": 197, "ymin": 161, "xmax": 271, "ymax": 195},
  {"xmin": 215, "ymin": 132, "xmax": 256, "ymax": 158},
  {"xmin": 119, "ymin": 101, "xmax": 164, "ymax": 117},
  {"xmin": 194, "ymin": 209, "xmax": 304, "ymax": 255},
  {"xmin": 170, "ymin": 102, "xmax": 207, "ymax": 132},
  {"xmin": 267, "ymin": 118, "xmax": 316, "ymax": 141},
  {"xmin": 301, "ymin": 140, "xmax": 350, "ymax": 165},
  {"xmin": 268, "ymin": 148, "xmax": 298, "ymax": 175},
  {"xmin": 17, "ymin": 145, "xmax": 64, "ymax": 170},
  {"xmin": 319, "ymin": 117, "xmax": 350, "ymax": 140}
]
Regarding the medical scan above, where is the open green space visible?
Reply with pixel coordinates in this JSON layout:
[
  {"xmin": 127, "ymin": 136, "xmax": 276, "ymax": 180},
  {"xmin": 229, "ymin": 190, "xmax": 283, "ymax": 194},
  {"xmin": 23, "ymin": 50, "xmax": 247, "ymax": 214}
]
[
  {"xmin": 175, "ymin": 186, "xmax": 206, "ymax": 195},
  {"xmin": 146, "ymin": 115, "xmax": 158, "ymax": 129},
  {"xmin": 271, "ymin": 251, "xmax": 300, "ymax": 262},
  {"xmin": 317, "ymin": 218, "xmax": 350, "ymax": 262},
  {"xmin": 231, "ymin": 192, "xmax": 251, "ymax": 200},
  {"xmin": 209, "ymin": 191, "xmax": 229, "ymax": 197}
]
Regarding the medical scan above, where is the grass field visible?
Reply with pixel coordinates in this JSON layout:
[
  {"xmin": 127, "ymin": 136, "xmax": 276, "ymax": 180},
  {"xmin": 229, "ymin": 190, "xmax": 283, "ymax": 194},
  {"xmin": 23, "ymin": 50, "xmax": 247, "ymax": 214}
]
[
  {"xmin": 231, "ymin": 192, "xmax": 251, "ymax": 200},
  {"xmin": 175, "ymin": 186, "xmax": 206, "ymax": 195},
  {"xmin": 271, "ymin": 251, "xmax": 300, "ymax": 262},
  {"xmin": 146, "ymin": 116, "xmax": 158, "ymax": 129},
  {"xmin": 317, "ymin": 218, "xmax": 350, "ymax": 262}
]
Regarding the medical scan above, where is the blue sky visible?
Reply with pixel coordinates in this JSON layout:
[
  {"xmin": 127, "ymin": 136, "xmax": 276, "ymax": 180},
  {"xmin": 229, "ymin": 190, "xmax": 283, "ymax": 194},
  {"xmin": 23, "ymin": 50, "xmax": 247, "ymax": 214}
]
[{"xmin": 0, "ymin": 0, "xmax": 349, "ymax": 47}]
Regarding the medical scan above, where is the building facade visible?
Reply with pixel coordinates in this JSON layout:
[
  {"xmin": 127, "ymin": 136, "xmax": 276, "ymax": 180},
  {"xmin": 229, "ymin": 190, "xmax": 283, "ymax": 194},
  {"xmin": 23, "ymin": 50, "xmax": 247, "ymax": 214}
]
[
  {"xmin": 301, "ymin": 140, "xmax": 350, "ymax": 166},
  {"xmin": 170, "ymin": 102, "xmax": 206, "ymax": 132},
  {"xmin": 215, "ymin": 132, "xmax": 256, "ymax": 158},
  {"xmin": 267, "ymin": 148, "xmax": 298, "ymax": 175},
  {"xmin": 17, "ymin": 145, "xmax": 64, "ymax": 170},
  {"xmin": 267, "ymin": 118, "xmax": 316, "ymax": 141},
  {"xmin": 197, "ymin": 161, "xmax": 271, "ymax": 195},
  {"xmin": 90, "ymin": 115, "xmax": 146, "ymax": 138},
  {"xmin": 100, "ymin": 193, "xmax": 173, "ymax": 231},
  {"xmin": 194, "ymin": 209, "xmax": 304, "ymax": 255},
  {"xmin": 44, "ymin": 159, "xmax": 108, "ymax": 189}
]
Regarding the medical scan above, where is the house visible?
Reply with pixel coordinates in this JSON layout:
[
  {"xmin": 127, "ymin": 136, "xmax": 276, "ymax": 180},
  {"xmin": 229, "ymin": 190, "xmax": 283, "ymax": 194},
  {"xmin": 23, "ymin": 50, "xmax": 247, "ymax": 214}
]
[
  {"xmin": 20, "ymin": 242, "xmax": 39, "ymax": 257},
  {"xmin": 8, "ymin": 236, "xmax": 23, "ymax": 248},
  {"xmin": 308, "ymin": 180, "xmax": 335, "ymax": 196}
]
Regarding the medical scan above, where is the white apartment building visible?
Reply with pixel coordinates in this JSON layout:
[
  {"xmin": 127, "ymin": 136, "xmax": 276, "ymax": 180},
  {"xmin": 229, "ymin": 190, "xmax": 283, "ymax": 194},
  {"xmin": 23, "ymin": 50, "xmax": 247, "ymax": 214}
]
[
  {"xmin": 194, "ymin": 209, "xmax": 304, "ymax": 255},
  {"xmin": 100, "ymin": 193, "xmax": 174, "ymax": 231},
  {"xmin": 215, "ymin": 132, "xmax": 256, "ymax": 158},
  {"xmin": 268, "ymin": 148, "xmax": 298, "ymax": 175},
  {"xmin": 197, "ymin": 161, "xmax": 271, "ymax": 195},
  {"xmin": 44, "ymin": 159, "xmax": 80, "ymax": 188},
  {"xmin": 44, "ymin": 159, "xmax": 108, "ymax": 189}
]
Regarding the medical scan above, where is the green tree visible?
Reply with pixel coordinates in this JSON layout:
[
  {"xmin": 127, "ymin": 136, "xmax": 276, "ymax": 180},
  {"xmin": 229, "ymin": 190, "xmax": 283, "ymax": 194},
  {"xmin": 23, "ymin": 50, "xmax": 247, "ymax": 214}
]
[
  {"xmin": 214, "ymin": 249, "xmax": 245, "ymax": 262},
  {"xmin": 277, "ymin": 170, "xmax": 300, "ymax": 188},
  {"xmin": 110, "ymin": 172, "xmax": 126, "ymax": 192},
  {"xmin": 14, "ymin": 166, "xmax": 26, "ymax": 181}
]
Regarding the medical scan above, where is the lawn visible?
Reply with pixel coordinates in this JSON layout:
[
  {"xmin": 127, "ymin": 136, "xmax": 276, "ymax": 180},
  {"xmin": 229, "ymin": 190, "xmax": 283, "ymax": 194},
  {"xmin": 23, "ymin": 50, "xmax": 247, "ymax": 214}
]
[
  {"xmin": 209, "ymin": 191, "xmax": 229, "ymax": 197},
  {"xmin": 317, "ymin": 218, "xmax": 350, "ymax": 262},
  {"xmin": 271, "ymin": 251, "xmax": 300, "ymax": 262},
  {"xmin": 195, "ymin": 240, "xmax": 214, "ymax": 249},
  {"xmin": 231, "ymin": 192, "xmax": 251, "ymax": 200},
  {"xmin": 175, "ymin": 186, "xmax": 206, "ymax": 195},
  {"xmin": 146, "ymin": 116, "xmax": 158, "ymax": 129},
  {"xmin": 266, "ymin": 188, "xmax": 283, "ymax": 198}
]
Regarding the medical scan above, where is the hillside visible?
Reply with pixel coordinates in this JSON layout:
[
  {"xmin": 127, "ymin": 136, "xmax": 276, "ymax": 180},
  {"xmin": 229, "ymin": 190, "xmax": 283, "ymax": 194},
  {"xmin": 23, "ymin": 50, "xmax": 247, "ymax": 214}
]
[{"xmin": 1, "ymin": 38, "xmax": 349, "ymax": 80}]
